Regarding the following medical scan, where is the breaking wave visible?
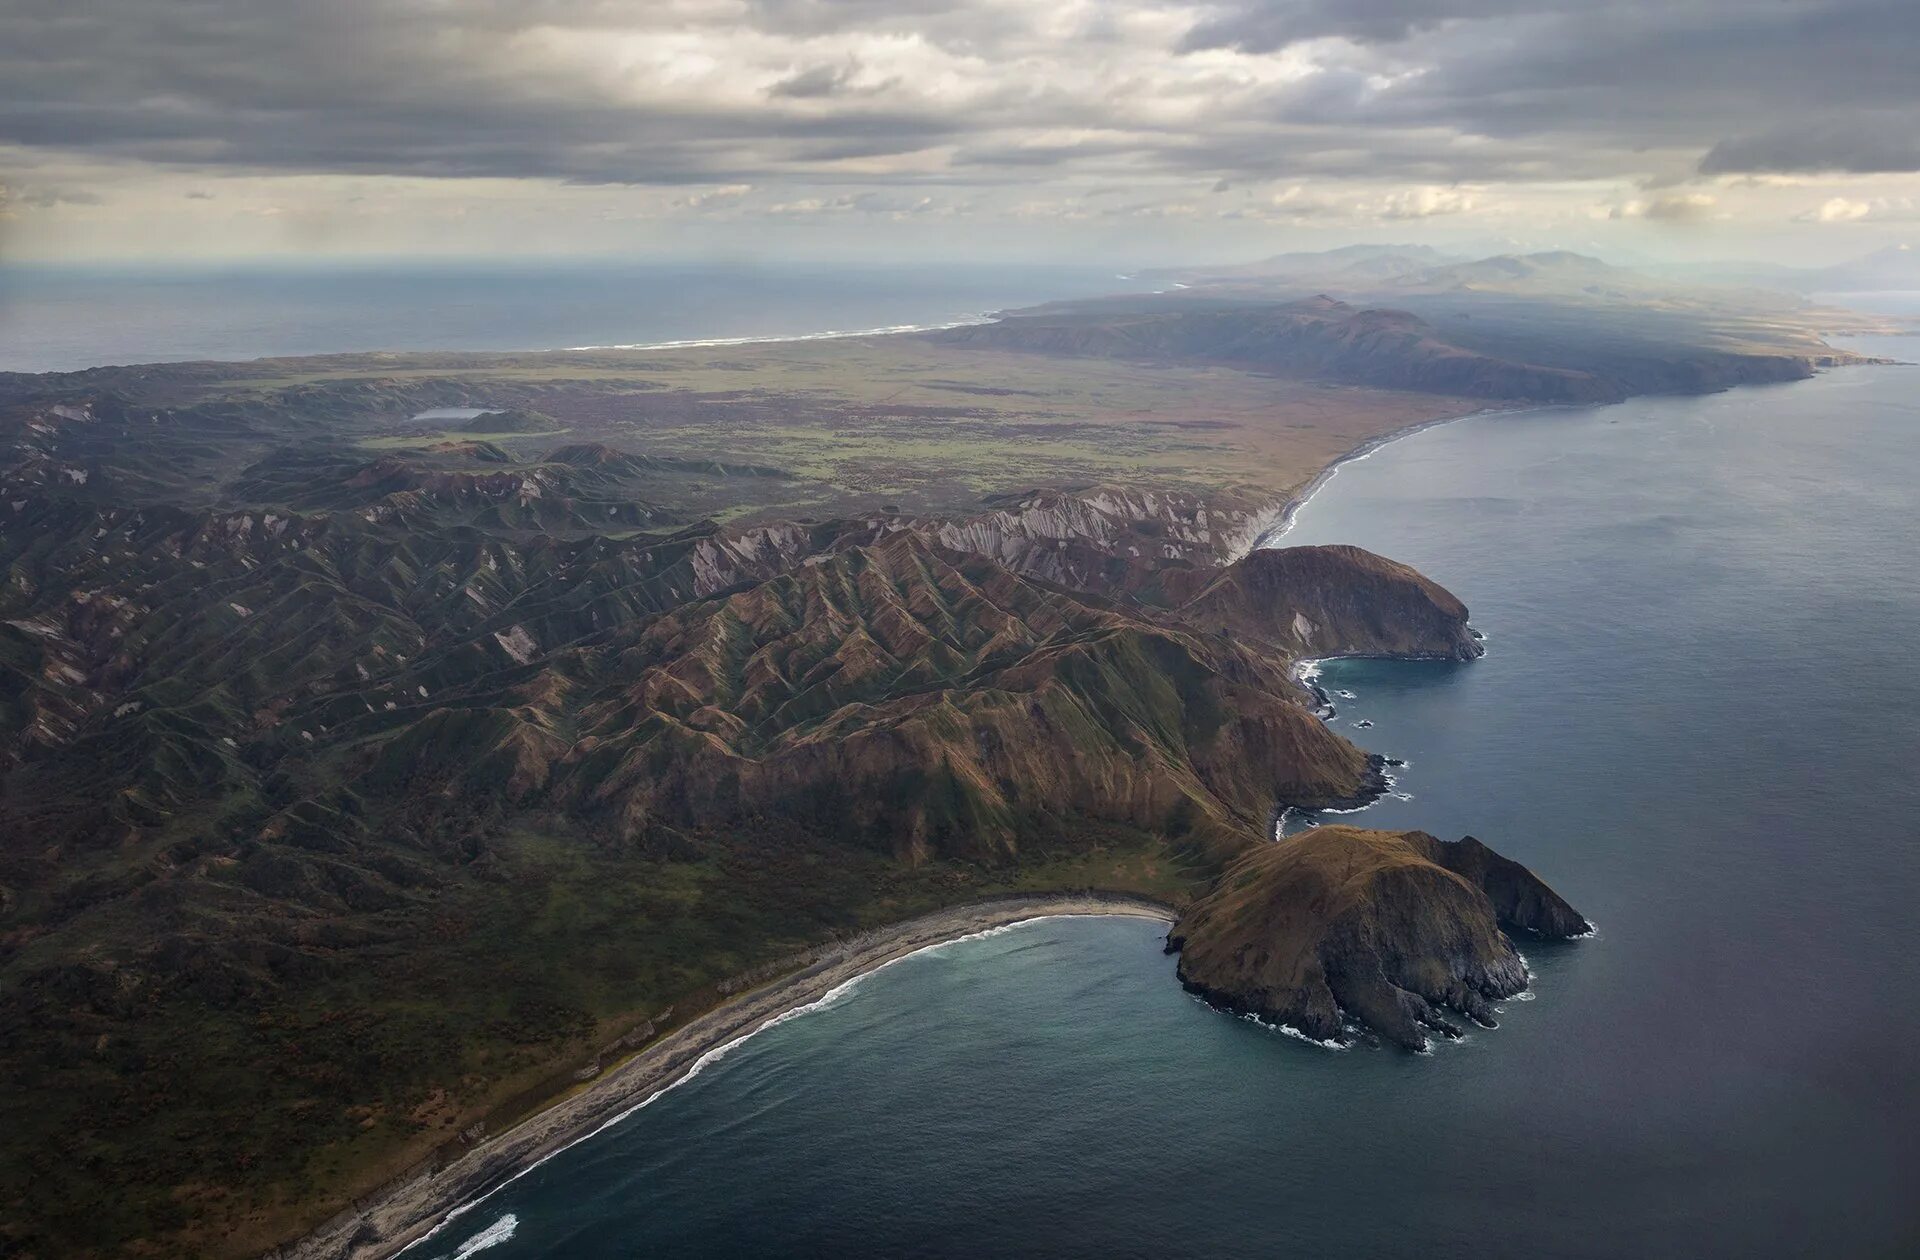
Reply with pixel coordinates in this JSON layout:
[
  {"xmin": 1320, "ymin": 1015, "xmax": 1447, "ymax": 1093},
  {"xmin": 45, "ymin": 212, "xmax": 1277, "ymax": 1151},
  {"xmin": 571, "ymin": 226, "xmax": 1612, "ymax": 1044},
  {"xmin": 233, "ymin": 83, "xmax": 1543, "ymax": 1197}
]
[{"xmin": 450, "ymin": 1214, "xmax": 517, "ymax": 1259}]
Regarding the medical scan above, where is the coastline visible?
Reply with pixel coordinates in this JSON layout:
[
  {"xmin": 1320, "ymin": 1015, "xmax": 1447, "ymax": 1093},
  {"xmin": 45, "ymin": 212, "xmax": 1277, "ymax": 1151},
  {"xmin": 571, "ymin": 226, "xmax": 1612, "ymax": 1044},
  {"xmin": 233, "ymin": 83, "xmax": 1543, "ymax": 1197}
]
[
  {"xmin": 562, "ymin": 313, "xmax": 997, "ymax": 353},
  {"xmin": 1252, "ymin": 345, "xmax": 1900, "ymax": 555},
  {"xmin": 1253, "ymin": 404, "xmax": 1540, "ymax": 551},
  {"xmin": 272, "ymin": 893, "xmax": 1176, "ymax": 1260}
]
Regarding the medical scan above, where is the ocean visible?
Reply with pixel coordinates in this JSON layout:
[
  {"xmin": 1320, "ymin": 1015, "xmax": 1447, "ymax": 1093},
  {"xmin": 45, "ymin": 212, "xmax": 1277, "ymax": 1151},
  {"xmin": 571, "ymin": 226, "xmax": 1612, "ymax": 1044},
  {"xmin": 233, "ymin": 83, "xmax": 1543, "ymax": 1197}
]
[
  {"xmin": 0, "ymin": 261, "xmax": 1132, "ymax": 373},
  {"xmin": 404, "ymin": 323, "xmax": 1920, "ymax": 1258}
]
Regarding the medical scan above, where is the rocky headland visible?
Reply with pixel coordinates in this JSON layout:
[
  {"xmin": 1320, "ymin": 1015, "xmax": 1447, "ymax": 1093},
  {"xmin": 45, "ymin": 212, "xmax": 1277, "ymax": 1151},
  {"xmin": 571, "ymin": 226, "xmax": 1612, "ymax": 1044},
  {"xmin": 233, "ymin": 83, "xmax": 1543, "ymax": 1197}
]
[
  {"xmin": 1166, "ymin": 826, "xmax": 1590, "ymax": 1051},
  {"xmin": 1172, "ymin": 543, "xmax": 1484, "ymax": 662}
]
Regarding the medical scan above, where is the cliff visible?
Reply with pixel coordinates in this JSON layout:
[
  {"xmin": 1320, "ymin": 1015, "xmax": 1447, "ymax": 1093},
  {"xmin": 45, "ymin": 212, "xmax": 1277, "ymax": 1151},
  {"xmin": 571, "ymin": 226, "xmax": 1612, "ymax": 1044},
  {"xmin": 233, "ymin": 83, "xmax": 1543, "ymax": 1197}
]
[
  {"xmin": 1166, "ymin": 826, "xmax": 1589, "ymax": 1050},
  {"xmin": 1172, "ymin": 544, "xmax": 1482, "ymax": 661}
]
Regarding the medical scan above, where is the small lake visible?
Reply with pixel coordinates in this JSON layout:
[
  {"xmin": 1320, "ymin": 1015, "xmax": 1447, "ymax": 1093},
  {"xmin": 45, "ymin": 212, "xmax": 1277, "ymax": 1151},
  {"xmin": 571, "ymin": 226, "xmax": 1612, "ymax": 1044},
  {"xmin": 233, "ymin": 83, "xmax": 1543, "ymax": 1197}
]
[{"xmin": 410, "ymin": 407, "xmax": 499, "ymax": 422}]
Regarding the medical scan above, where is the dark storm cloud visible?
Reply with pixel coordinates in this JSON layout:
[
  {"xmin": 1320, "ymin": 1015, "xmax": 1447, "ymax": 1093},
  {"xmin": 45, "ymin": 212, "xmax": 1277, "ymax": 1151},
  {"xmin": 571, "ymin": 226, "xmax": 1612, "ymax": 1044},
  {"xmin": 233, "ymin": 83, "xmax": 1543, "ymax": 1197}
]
[
  {"xmin": 0, "ymin": 0, "xmax": 966, "ymax": 185},
  {"xmin": 1699, "ymin": 122, "xmax": 1920, "ymax": 176},
  {"xmin": 1176, "ymin": 0, "xmax": 1920, "ymax": 175},
  {"xmin": 1179, "ymin": 0, "xmax": 1544, "ymax": 54},
  {"xmin": 0, "ymin": 0, "xmax": 1915, "ymax": 190},
  {"xmin": 770, "ymin": 64, "xmax": 862, "ymax": 99}
]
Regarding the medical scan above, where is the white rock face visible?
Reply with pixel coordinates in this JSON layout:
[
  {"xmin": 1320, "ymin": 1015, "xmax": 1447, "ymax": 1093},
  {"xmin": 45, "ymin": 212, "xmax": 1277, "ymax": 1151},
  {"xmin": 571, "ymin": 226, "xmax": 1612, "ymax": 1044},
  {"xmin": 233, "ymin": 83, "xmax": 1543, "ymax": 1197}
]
[
  {"xmin": 675, "ymin": 485, "xmax": 1287, "ymax": 601},
  {"xmin": 493, "ymin": 625, "xmax": 539, "ymax": 665}
]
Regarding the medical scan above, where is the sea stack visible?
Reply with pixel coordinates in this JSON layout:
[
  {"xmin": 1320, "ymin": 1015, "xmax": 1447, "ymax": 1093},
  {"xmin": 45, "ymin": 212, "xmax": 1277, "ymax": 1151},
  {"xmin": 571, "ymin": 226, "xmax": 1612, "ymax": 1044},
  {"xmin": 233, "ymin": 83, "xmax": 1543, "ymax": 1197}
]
[{"xmin": 1166, "ymin": 826, "xmax": 1589, "ymax": 1051}]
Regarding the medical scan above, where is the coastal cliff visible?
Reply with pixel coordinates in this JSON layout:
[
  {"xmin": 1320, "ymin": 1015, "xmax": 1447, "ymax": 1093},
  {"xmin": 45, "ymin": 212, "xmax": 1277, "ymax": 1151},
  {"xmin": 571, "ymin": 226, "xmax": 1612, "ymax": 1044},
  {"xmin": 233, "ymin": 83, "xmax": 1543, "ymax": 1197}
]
[
  {"xmin": 1173, "ymin": 543, "xmax": 1483, "ymax": 661},
  {"xmin": 1166, "ymin": 826, "xmax": 1589, "ymax": 1050}
]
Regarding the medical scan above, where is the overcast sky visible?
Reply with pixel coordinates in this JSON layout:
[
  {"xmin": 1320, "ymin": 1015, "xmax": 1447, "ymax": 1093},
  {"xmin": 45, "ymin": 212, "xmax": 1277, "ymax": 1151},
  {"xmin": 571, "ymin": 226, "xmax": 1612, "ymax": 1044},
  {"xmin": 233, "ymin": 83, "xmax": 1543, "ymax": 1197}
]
[{"xmin": 2, "ymin": 0, "xmax": 1916, "ymax": 265}]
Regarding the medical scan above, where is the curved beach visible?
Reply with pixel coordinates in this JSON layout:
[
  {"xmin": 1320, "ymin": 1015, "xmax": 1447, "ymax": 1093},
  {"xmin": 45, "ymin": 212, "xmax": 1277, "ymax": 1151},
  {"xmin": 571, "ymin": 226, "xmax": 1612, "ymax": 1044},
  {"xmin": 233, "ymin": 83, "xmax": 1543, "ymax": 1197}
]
[{"xmin": 273, "ymin": 893, "xmax": 1176, "ymax": 1260}]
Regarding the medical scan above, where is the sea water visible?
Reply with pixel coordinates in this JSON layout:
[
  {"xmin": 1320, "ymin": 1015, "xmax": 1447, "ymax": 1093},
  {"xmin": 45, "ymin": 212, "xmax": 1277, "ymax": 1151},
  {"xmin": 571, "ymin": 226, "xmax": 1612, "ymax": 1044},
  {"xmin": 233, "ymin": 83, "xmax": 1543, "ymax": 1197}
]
[{"xmin": 0, "ymin": 260, "xmax": 1130, "ymax": 373}]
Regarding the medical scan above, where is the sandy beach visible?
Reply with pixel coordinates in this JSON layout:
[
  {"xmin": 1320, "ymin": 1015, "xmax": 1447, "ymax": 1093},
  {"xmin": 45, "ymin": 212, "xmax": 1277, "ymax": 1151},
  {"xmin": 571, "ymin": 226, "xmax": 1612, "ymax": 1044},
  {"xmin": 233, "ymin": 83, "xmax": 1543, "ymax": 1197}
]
[{"xmin": 271, "ymin": 893, "xmax": 1176, "ymax": 1260}]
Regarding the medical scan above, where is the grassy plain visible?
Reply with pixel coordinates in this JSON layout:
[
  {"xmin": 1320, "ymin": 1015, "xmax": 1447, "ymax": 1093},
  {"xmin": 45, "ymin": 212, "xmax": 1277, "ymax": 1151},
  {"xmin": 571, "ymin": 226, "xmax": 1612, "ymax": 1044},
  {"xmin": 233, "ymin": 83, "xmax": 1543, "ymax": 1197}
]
[{"xmin": 209, "ymin": 336, "xmax": 1482, "ymax": 521}]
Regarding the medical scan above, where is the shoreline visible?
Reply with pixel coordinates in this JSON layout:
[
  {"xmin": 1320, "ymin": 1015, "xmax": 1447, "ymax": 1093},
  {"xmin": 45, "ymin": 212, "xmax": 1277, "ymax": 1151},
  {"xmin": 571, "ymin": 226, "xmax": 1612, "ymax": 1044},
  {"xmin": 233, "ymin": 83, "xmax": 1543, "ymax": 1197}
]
[
  {"xmin": 1252, "ymin": 347, "xmax": 1900, "ymax": 555},
  {"xmin": 271, "ymin": 893, "xmax": 1176, "ymax": 1260},
  {"xmin": 1253, "ymin": 403, "xmax": 1540, "ymax": 551},
  {"xmin": 561, "ymin": 313, "xmax": 997, "ymax": 353}
]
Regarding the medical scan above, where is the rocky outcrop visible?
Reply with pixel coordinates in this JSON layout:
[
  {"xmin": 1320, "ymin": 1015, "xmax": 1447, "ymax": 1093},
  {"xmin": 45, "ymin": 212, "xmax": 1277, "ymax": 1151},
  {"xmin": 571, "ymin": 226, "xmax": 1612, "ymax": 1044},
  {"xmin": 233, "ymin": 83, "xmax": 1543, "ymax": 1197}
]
[
  {"xmin": 1174, "ymin": 544, "xmax": 1483, "ymax": 661},
  {"xmin": 1166, "ymin": 826, "xmax": 1589, "ymax": 1050},
  {"xmin": 920, "ymin": 484, "xmax": 1287, "ymax": 574}
]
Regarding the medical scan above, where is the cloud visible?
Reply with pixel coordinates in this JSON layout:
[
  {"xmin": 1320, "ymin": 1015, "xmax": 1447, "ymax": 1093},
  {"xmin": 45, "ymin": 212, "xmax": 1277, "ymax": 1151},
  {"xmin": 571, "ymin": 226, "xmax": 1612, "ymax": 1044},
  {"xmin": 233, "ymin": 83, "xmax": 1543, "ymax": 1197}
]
[
  {"xmin": 0, "ymin": 0, "xmax": 1915, "ymax": 241},
  {"xmin": 769, "ymin": 59, "xmax": 893, "ymax": 99},
  {"xmin": 1609, "ymin": 192, "xmax": 1718, "ymax": 223},
  {"xmin": 1699, "ymin": 122, "xmax": 1920, "ymax": 175},
  {"xmin": 1792, "ymin": 195, "xmax": 1917, "ymax": 222},
  {"xmin": 1179, "ymin": 0, "xmax": 1540, "ymax": 54},
  {"xmin": 1804, "ymin": 197, "xmax": 1873, "ymax": 222},
  {"xmin": 4, "ymin": 184, "xmax": 105, "ymax": 209},
  {"xmin": 1229, "ymin": 181, "xmax": 1483, "ymax": 224},
  {"xmin": 1379, "ymin": 185, "xmax": 1475, "ymax": 219},
  {"xmin": 674, "ymin": 184, "xmax": 755, "ymax": 209},
  {"xmin": 764, "ymin": 190, "xmax": 944, "ymax": 216}
]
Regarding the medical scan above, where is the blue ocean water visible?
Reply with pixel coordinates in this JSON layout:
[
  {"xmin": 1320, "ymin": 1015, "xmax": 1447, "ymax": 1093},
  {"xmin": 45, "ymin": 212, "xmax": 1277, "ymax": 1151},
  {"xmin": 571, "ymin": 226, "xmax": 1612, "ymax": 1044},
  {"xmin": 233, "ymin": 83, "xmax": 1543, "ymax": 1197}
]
[
  {"xmin": 409, "ymin": 328, "xmax": 1920, "ymax": 1259},
  {"xmin": 0, "ymin": 261, "xmax": 1131, "ymax": 373}
]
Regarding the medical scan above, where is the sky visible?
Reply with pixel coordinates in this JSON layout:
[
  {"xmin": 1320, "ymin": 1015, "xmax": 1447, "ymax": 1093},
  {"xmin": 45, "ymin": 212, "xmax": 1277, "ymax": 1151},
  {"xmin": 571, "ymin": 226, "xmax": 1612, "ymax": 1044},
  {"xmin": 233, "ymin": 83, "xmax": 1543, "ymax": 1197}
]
[{"xmin": 1, "ymin": 0, "xmax": 1917, "ymax": 267}]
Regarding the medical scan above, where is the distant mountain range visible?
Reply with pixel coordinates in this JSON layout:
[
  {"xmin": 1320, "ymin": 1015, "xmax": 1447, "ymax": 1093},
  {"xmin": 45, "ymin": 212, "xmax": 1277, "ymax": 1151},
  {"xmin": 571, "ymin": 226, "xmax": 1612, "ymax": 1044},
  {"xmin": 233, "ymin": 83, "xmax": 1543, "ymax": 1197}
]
[
  {"xmin": 1155, "ymin": 242, "xmax": 1920, "ymax": 297},
  {"xmin": 1671, "ymin": 243, "xmax": 1920, "ymax": 293},
  {"xmin": 957, "ymin": 247, "xmax": 1872, "ymax": 403}
]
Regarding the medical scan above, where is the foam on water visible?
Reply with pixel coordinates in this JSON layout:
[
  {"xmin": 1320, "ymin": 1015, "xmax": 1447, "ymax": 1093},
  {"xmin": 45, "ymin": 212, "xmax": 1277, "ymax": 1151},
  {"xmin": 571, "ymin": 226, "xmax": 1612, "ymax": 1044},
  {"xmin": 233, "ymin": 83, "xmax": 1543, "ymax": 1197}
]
[
  {"xmin": 564, "ymin": 315, "xmax": 992, "ymax": 352},
  {"xmin": 449, "ymin": 1214, "xmax": 517, "ymax": 1259},
  {"xmin": 1244, "ymin": 1009, "xmax": 1352, "ymax": 1051}
]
